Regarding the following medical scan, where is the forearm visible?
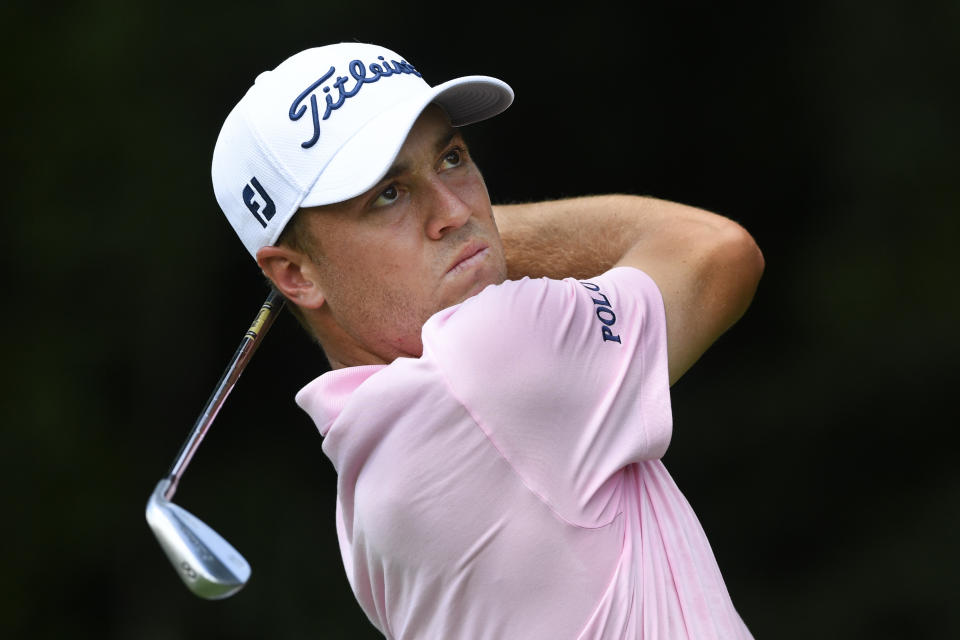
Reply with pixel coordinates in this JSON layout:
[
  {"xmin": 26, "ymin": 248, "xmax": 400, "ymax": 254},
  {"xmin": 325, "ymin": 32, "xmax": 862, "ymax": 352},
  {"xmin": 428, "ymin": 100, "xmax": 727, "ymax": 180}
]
[{"xmin": 493, "ymin": 194, "xmax": 730, "ymax": 280}]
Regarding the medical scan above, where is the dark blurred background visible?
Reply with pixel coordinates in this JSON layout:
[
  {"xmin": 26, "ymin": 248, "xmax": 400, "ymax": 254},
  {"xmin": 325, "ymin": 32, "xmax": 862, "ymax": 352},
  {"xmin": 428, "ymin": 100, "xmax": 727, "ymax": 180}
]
[{"xmin": 3, "ymin": 0, "xmax": 958, "ymax": 638}]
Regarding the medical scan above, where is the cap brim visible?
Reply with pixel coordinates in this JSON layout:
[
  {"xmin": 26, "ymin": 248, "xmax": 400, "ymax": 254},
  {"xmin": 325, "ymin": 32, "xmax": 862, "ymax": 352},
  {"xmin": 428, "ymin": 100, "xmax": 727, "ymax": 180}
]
[{"xmin": 298, "ymin": 75, "xmax": 513, "ymax": 209}]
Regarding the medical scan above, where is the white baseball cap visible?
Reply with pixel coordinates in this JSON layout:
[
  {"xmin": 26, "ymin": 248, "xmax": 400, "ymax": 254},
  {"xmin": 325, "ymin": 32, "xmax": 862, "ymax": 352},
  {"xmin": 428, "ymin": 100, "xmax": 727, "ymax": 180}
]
[{"xmin": 211, "ymin": 42, "xmax": 514, "ymax": 258}]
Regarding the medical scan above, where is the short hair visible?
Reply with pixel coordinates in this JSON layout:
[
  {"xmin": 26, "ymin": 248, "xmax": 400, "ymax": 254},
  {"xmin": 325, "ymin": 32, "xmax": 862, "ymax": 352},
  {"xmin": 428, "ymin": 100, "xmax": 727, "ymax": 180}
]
[{"xmin": 276, "ymin": 209, "xmax": 317, "ymax": 257}]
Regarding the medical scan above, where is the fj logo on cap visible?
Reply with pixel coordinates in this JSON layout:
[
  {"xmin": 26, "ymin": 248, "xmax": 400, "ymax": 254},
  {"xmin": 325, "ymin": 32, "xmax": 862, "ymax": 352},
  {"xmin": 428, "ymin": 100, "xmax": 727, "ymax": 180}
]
[
  {"xmin": 242, "ymin": 177, "xmax": 276, "ymax": 228},
  {"xmin": 289, "ymin": 56, "xmax": 422, "ymax": 149}
]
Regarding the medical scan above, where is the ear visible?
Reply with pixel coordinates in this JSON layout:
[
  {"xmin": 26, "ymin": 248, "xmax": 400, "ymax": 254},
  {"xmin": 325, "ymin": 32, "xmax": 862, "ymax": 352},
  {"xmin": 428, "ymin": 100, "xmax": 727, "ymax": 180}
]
[{"xmin": 256, "ymin": 245, "xmax": 325, "ymax": 309}]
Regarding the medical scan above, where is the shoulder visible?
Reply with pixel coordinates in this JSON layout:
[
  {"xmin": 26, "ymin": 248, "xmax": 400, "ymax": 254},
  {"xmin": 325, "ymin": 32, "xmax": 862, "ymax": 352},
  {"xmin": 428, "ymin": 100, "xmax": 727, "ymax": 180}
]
[
  {"xmin": 421, "ymin": 267, "xmax": 667, "ymax": 398},
  {"xmin": 425, "ymin": 266, "xmax": 663, "ymax": 350},
  {"xmin": 419, "ymin": 267, "xmax": 673, "ymax": 522},
  {"xmin": 423, "ymin": 275, "xmax": 575, "ymax": 361}
]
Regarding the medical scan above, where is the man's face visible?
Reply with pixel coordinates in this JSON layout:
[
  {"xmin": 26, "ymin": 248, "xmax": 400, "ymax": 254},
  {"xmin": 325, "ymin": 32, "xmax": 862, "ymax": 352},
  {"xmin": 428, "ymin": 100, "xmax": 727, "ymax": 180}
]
[{"xmin": 298, "ymin": 105, "xmax": 507, "ymax": 365}]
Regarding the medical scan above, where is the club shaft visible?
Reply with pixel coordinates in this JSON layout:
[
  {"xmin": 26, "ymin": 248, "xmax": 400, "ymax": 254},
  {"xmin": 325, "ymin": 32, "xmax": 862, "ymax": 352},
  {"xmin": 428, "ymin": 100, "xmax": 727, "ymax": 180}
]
[{"xmin": 164, "ymin": 289, "xmax": 285, "ymax": 500}]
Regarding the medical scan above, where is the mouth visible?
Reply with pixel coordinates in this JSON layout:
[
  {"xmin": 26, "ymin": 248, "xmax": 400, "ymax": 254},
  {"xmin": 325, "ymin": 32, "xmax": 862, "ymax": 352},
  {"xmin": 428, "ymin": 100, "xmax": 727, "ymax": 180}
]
[{"xmin": 446, "ymin": 241, "xmax": 489, "ymax": 276}]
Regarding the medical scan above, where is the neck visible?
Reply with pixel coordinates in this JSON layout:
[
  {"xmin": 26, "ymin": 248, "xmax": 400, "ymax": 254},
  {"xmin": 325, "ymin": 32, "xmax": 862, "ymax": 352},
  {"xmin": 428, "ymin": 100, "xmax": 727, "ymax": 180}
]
[{"xmin": 305, "ymin": 306, "xmax": 396, "ymax": 370}]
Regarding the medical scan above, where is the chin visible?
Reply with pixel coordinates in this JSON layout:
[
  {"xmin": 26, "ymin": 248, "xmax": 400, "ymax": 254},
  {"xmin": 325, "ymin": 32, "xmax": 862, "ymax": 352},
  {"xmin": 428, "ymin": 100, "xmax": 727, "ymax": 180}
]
[{"xmin": 460, "ymin": 269, "xmax": 504, "ymax": 304}]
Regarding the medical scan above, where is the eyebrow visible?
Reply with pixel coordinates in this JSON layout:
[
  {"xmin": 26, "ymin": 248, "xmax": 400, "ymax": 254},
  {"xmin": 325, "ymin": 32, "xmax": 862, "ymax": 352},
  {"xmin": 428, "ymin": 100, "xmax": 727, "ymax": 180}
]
[{"xmin": 376, "ymin": 126, "xmax": 459, "ymax": 186}]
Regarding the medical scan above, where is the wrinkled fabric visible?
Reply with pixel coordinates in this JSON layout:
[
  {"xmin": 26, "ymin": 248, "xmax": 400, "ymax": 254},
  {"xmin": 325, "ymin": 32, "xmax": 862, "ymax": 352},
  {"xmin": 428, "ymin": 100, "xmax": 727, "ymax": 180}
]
[{"xmin": 297, "ymin": 267, "xmax": 753, "ymax": 639}]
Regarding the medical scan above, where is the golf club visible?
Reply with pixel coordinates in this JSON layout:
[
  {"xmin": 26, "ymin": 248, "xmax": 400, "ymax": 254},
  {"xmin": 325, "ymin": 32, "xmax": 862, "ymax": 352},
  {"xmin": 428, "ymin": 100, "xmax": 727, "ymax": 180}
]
[{"xmin": 146, "ymin": 289, "xmax": 284, "ymax": 599}]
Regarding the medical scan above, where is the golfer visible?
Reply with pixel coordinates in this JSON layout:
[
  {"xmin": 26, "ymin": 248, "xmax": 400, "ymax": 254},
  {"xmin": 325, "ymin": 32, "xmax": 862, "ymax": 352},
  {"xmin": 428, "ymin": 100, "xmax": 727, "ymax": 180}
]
[{"xmin": 212, "ymin": 42, "xmax": 764, "ymax": 639}]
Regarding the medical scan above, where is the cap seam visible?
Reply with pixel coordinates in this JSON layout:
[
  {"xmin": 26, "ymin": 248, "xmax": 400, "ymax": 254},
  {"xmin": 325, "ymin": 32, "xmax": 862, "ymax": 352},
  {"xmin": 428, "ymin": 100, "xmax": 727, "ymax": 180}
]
[
  {"xmin": 239, "ymin": 105, "xmax": 307, "ymax": 192},
  {"xmin": 238, "ymin": 105, "xmax": 312, "ymax": 249}
]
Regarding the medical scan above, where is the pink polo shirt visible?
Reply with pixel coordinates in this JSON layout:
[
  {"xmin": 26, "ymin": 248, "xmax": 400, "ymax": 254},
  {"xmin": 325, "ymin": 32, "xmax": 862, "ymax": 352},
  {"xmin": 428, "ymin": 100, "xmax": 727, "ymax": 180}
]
[{"xmin": 296, "ymin": 267, "xmax": 753, "ymax": 639}]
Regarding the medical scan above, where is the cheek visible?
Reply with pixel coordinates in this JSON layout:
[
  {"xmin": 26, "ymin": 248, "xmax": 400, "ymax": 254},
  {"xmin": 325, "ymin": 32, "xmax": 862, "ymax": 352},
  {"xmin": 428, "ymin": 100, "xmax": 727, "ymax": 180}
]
[
  {"xmin": 319, "ymin": 235, "xmax": 434, "ymax": 306},
  {"xmin": 459, "ymin": 170, "xmax": 491, "ymax": 208},
  {"xmin": 324, "ymin": 227, "xmax": 412, "ymax": 273}
]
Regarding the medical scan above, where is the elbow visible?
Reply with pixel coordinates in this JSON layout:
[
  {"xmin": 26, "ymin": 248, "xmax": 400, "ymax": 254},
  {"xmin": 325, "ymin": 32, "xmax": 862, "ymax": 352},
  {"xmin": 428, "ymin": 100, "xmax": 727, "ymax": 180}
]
[
  {"xmin": 706, "ymin": 221, "xmax": 765, "ymax": 328},
  {"xmin": 730, "ymin": 222, "xmax": 765, "ymax": 291}
]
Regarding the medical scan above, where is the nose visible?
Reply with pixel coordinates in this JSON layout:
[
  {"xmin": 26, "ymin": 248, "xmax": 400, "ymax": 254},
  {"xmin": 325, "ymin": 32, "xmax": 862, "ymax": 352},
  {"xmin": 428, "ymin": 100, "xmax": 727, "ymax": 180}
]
[{"xmin": 423, "ymin": 176, "xmax": 472, "ymax": 240}]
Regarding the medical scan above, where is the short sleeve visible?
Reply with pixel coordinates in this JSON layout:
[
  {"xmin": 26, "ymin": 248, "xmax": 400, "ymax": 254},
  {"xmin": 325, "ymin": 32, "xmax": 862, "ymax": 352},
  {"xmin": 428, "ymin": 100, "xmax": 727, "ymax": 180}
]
[{"xmin": 422, "ymin": 266, "xmax": 673, "ymax": 527}]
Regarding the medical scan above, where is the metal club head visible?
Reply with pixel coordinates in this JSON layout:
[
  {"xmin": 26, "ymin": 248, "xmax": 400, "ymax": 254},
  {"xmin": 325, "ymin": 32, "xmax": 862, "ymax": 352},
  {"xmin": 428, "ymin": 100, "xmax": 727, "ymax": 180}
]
[
  {"xmin": 146, "ymin": 290, "xmax": 282, "ymax": 598},
  {"xmin": 146, "ymin": 478, "xmax": 251, "ymax": 599}
]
